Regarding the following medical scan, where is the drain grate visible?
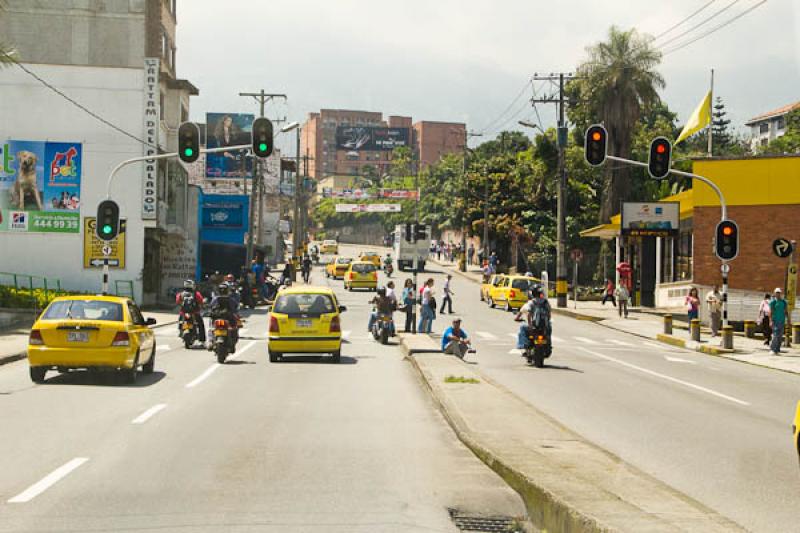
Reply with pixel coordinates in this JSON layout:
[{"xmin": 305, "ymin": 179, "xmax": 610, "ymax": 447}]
[{"xmin": 448, "ymin": 509, "xmax": 523, "ymax": 532}]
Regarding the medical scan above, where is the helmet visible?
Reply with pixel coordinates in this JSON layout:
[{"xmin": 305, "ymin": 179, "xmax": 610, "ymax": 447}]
[
  {"xmin": 217, "ymin": 284, "xmax": 230, "ymax": 296},
  {"xmin": 377, "ymin": 286, "xmax": 387, "ymax": 296},
  {"xmin": 183, "ymin": 279, "xmax": 195, "ymax": 290},
  {"xmin": 531, "ymin": 284, "xmax": 543, "ymax": 298},
  {"xmin": 225, "ymin": 274, "xmax": 235, "ymax": 283}
]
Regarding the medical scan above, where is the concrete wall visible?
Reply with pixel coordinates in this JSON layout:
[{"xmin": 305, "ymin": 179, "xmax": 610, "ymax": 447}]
[{"xmin": 0, "ymin": 64, "xmax": 147, "ymax": 300}]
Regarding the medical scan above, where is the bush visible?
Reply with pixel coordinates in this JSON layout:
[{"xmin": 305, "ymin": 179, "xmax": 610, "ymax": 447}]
[{"xmin": 0, "ymin": 285, "xmax": 83, "ymax": 310}]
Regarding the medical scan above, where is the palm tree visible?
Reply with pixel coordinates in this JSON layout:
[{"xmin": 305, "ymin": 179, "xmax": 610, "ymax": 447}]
[{"xmin": 576, "ymin": 26, "xmax": 664, "ymax": 222}]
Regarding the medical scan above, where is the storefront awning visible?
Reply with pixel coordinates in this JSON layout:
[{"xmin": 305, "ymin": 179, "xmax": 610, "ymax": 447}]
[{"xmin": 579, "ymin": 223, "xmax": 619, "ymax": 240}]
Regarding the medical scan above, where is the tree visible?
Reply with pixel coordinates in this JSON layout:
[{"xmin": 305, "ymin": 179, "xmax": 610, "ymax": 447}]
[
  {"xmin": 712, "ymin": 96, "xmax": 732, "ymax": 149},
  {"xmin": 569, "ymin": 26, "xmax": 665, "ymax": 223},
  {"xmin": 762, "ymin": 109, "xmax": 800, "ymax": 155}
]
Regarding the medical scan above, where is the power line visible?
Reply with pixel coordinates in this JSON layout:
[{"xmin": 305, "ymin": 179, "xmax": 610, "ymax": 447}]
[
  {"xmin": 479, "ymin": 77, "xmax": 532, "ymax": 135},
  {"xmin": 662, "ymin": 0, "xmax": 768, "ymax": 55},
  {"xmin": 652, "ymin": 0, "xmax": 718, "ymax": 41},
  {"xmin": 656, "ymin": 0, "xmax": 744, "ymax": 50},
  {"xmin": 0, "ymin": 49, "xmax": 155, "ymax": 148}
]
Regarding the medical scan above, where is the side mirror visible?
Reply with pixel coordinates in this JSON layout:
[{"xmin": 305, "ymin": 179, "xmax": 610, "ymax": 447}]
[
  {"xmin": 146, "ymin": 317, "xmax": 157, "ymax": 326},
  {"xmin": 338, "ymin": 305, "xmax": 347, "ymax": 312}
]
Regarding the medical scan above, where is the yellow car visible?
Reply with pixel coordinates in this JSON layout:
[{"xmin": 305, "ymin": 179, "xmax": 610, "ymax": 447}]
[
  {"xmin": 480, "ymin": 274, "xmax": 505, "ymax": 302},
  {"xmin": 488, "ymin": 275, "xmax": 542, "ymax": 311},
  {"xmin": 268, "ymin": 286, "xmax": 345, "ymax": 363},
  {"xmin": 359, "ymin": 252, "xmax": 382, "ymax": 267},
  {"xmin": 326, "ymin": 256, "xmax": 353, "ymax": 279},
  {"xmin": 344, "ymin": 261, "xmax": 378, "ymax": 291},
  {"xmin": 793, "ymin": 401, "xmax": 800, "ymax": 464},
  {"xmin": 321, "ymin": 239, "xmax": 338, "ymax": 254},
  {"xmin": 27, "ymin": 295, "xmax": 157, "ymax": 384}
]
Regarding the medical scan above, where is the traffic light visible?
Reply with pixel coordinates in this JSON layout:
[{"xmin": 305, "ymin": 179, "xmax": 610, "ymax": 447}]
[
  {"xmin": 252, "ymin": 117, "xmax": 274, "ymax": 158},
  {"xmin": 178, "ymin": 122, "xmax": 200, "ymax": 163},
  {"xmin": 584, "ymin": 124, "xmax": 608, "ymax": 167},
  {"xmin": 405, "ymin": 223, "xmax": 413, "ymax": 242},
  {"xmin": 96, "ymin": 200, "xmax": 120, "ymax": 241},
  {"xmin": 648, "ymin": 137, "xmax": 672, "ymax": 180},
  {"xmin": 415, "ymin": 224, "xmax": 427, "ymax": 242},
  {"xmin": 715, "ymin": 220, "xmax": 739, "ymax": 261}
]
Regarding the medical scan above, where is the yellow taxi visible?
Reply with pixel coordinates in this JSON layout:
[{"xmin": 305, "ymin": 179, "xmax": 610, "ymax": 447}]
[
  {"xmin": 488, "ymin": 275, "xmax": 542, "ymax": 311},
  {"xmin": 358, "ymin": 251, "xmax": 382, "ymax": 267},
  {"xmin": 793, "ymin": 401, "xmax": 800, "ymax": 464},
  {"xmin": 344, "ymin": 261, "xmax": 378, "ymax": 291},
  {"xmin": 27, "ymin": 295, "xmax": 157, "ymax": 384},
  {"xmin": 268, "ymin": 286, "xmax": 345, "ymax": 363},
  {"xmin": 321, "ymin": 239, "xmax": 339, "ymax": 254},
  {"xmin": 480, "ymin": 274, "xmax": 505, "ymax": 302},
  {"xmin": 325, "ymin": 256, "xmax": 353, "ymax": 279}
]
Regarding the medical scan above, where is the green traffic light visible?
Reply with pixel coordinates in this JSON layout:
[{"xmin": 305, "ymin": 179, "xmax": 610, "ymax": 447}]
[
  {"xmin": 184, "ymin": 148, "xmax": 194, "ymax": 157},
  {"xmin": 259, "ymin": 143, "xmax": 268, "ymax": 152},
  {"xmin": 102, "ymin": 224, "xmax": 113, "ymax": 235}
]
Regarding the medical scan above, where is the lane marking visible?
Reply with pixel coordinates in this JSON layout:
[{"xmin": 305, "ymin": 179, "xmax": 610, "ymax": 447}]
[
  {"xmin": 507, "ymin": 333, "xmax": 517, "ymax": 339},
  {"xmin": 509, "ymin": 348, "xmax": 523, "ymax": 355},
  {"xmin": 342, "ymin": 330, "xmax": 352, "ymax": 340},
  {"xmin": 185, "ymin": 340, "xmax": 257, "ymax": 388},
  {"xmin": 665, "ymin": 356, "xmax": 697, "ymax": 365},
  {"xmin": 131, "ymin": 403, "xmax": 167, "ymax": 424},
  {"xmin": 157, "ymin": 344, "xmax": 171, "ymax": 351},
  {"xmin": 576, "ymin": 347, "xmax": 750, "ymax": 406},
  {"xmin": 551, "ymin": 335, "xmax": 564, "ymax": 344},
  {"xmin": 608, "ymin": 339, "xmax": 633, "ymax": 346},
  {"xmin": 476, "ymin": 331, "xmax": 498, "ymax": 340},
  {"xmin": 8, "ymin": 457, "xmax": 89, "ymax": 503},
  {"xmin": 642, "ymin": 341, "xmax": 663, "ymax": 349},
  {"xmin": 574, "ymin": 336, "xmax": 599, "ymax": 345}
]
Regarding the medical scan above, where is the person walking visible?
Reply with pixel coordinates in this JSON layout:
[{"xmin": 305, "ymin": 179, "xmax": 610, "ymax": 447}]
[
  {"xmin": 615, "ymin": 283, "xmax": 629, "ymax": 318},
  {"xmin": 467, "ymin": 244, "xmax": 475, "ymax": 266},
  {"xmin": 758, "ymin": 293, "xmax": 772, "ymax": 346},
  {"xmin": 489, "ymin": 251, "xmax": 498, "ymax": 271},
  {"xmin": 601, "ymin": 278, "xmax": 616, "ymax": 307},
  {"xmin": 440, "ymin": 274, "xmax": 454, "ymax": 315},
  {"xmin": 418, "ymin": 278, "xmax": 436, "ymax": 333},
  {"xmin": 401, "ymin": 279, "xmax": 415, "ymax": 333},
  {"xmin": 769, "ymin": 288, "xmax": 788, "ymax": 355},
  {"xmin": 706, "ymin": 285, "xmax": 722, "ymax": 337},
  {"xmin": 686, "ymin": 287, "xmax": 700, "ymax": 325}
]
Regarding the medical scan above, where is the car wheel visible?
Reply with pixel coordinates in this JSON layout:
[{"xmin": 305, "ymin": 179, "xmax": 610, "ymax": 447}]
[
  {"xmin": 123, "ymin": 352, "xmax": 139, "ymax": 384},
  {"xmin": 480, "ymin": 291, "xmax": 485, "ymax": 302},
  {"xmin": 332, "ymin": 350, "xmax": 341, "ymax": 364},
  {"xmin": 488, "ymin": 297, "xmax": 495, "ymax": 308},
  {"xmin": 142, "ymin": 346, "xmax": 156, "ymax": 374},
  {"xmin": 29, "ymin": 366, "xmax": 47, "ymax": 383},
  {"xmin": 269, "ymin": 350, "xmax": 281, "ymax": 363}
]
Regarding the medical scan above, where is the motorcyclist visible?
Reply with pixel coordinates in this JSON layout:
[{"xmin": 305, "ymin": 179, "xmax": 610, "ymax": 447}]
[
  {"xmin": 514, "ymin": 285, "xmax": 552, "ymax": 350},
  {"xmin": 209, "ymin": 283, "xmax": 240, "ymax": 351},
  {"xmin": 280, "ymin": 262, "xmax": 294, "ymax": 287},
  {"xmin": 383, "ymin": 253, "xmax": 393, "ymax": 276},
  {"xmin": 301, "ymin": 254, "xmax": 312, "ymax": 283},
  {"xmin": 175, "ymin": 280, "xmax": 206, "ymax": 343},
  {"xmin": 367, "ymin": 286, "xmax": 395, "ymax": 335}
]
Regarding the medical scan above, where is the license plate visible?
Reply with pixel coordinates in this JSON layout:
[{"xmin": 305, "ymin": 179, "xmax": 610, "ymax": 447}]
[
  {"xmin": 182, "ymin": 323, "xmax": 192, "ymax": 330},
  {"xmin": 534, "ymin": 339, "xmax": 546, "ymax": 345},
  {"xmin": 67, "ymin": 331, "xmax": 89, "ymax": 343},
  {"xmin": 296, "ymin": 319, "xmax": 313, "ymax": 328},
  {"xmin": 214, "ymin": 329, "xmax": 228, "ymax": 336}
]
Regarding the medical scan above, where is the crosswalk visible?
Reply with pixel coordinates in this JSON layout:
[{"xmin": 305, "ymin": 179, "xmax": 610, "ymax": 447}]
[{"xmin": 468, "ymin": 331, "xmax": 677, "ymax": 353}]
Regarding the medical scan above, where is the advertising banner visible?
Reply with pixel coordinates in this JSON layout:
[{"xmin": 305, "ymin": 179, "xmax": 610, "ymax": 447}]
[
  {"xmin": 206, "ymin": 112, "xmax": 254, "ymax": 179},
  {"xmin": 322, "ymin": 188, "xmax": 373, "ymax": 199},
  {"xmin": 335, "ymin": 127, "xmax": 409, "ymax": 152},
  {"xmin": 379, "ymin": 189, "xmax": 418, "ymax": 199},
  {"xmin": 335, "ymin": 203, "xmax": 402, "ymax": 213},
  {"xmin": 202, "ymin": 200, "xmax": 245, "ymax": 228},
  {"xmin": 83, "ymin": 217, "xmax": 126, "ymax": 268},
  {"xmin": 621, "ymin": 202, "xmax": 679, "ymax": 237},
  {"xmin": 142, "ymin": 57, "xmax": 159, "ymax": 220},
  {"xmin": 0, "ymin": 140, "xmax": 82, "ymax": 233}
]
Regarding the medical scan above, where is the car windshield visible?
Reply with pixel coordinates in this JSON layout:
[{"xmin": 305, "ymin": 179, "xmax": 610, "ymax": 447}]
[
  {"xmin": 352, "ymin": 263, "xmax": 376, "ymax": 273},
  {"xmin": 337, "ymin": 258, "xmax": 352, "ymax": 264},
  {"xmin": 42, "ymin": 300, "xmax": 124, "ymax": 321},
  {"xmin": 273, "ymin": 293, "xmax": 336, "ymax": 315},
  {"xmin": 512, "ymin": 279, "xmax": 532, "ymax": 291}
]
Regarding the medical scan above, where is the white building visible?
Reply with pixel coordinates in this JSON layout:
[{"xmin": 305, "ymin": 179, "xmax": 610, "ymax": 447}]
[
  {"xmin": 745, "ymin": 101, "xmax": 800, "ymax": 150},
  {"xmin": 0, "ymin": 0, "xmax": 199, "ymax": 305}
]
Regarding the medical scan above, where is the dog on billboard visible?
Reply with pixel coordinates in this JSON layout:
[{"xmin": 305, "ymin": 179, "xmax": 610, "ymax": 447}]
[{"xmin": 11, "ymin": 151, "xmax": 43, "ymax": 211}]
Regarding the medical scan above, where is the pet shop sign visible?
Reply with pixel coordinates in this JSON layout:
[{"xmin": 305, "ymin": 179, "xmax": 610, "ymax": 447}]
[{"xmin": 0, "ymin": 140, "xmax": 82, "ymax": 234}]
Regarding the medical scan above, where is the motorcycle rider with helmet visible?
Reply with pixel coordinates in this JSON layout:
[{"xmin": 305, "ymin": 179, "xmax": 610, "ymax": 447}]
[
  {"xmin": 514, "ymin": 285, "xmax": 551, "ymax": 350},
  {"xmin": 367, "ymin": 286, "xmax": 395, "ymax": 335},
  {"xmin": 176, "ymin": 279, "xmax": 206, "ymax": 344},
  {"xmin": 209, "ymin": 283, "xmax": 240, "ymax": 351}
]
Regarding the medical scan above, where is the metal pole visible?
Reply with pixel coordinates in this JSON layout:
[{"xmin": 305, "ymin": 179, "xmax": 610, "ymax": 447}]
[
  {"xmin": 102, "ymin": 257, "xmax": 109, "ymax": 295},
  {"xmin": 708, "ymin": 69, "xmax": 714, "ymax": 158},
  {"xmin": 556, "ymin": 73, "xmax": 568, "ymax": 308},
  {"xmin": 246, "ymin": 159, "xmax": 258, "ymax": 266},
  {"xmin": 573, "ymin": 260, "xmax": 578, "ymax": 309},
  {"xmin": 293, "ymin": 128, "xmax": 302, "ymax": 272},
  {"xmin": 412, "ymin": 159, "xmax": 419, "ymax": 334}
]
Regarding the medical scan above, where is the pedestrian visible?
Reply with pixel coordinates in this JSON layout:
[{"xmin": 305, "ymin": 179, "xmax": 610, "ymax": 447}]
[
  {"xmin": 418, "ymin": 278, "xmax": 436, "ymax": 333},
  {"xmin": 489, "ymin": 251, "xmax": 498, "ymax": 271},
  {"xmin": 601, "ymin": 278, "xmax": 616, "ymax": 307},
  {"xmin": 758, "ymin": 293, "xmax": 772, "ymax": 346},
  {"xmin": 769, "ymin": 288, "xmax": 788, "ymax": 355},
  {"xmin": 440, "ymin": 274, "xmax": 454, "ymax": 314},
  {"xmin": 467, "ymin": 244, "xmax": 475, "ymax": 266},
  {"xmin": 436, "ymin": 242, "xmax": 442, "ymax": 261},
  {"xmin": 615, "ymin": 283, "xmax": 629, "ymax": 318},
  {"xmin": 685, "ymin": 287, "xmax": 700, "ymax": 324},
  {"xmin": 477, "ymin": 248, "xmax": 485, "ymax": 266},
  {"xmin": 401, "ymin": 278, "xmax": 415, "ymax": 333},
  {"xmin": 705, "ymin": 285, "xmax": 722, "ymax": 337},
  {"xmin": 481, "ymin": 262, "xmax": 491, "ymax": 283},
  {"xmin": 441, "ymin": 317, "xmax": 474, "ymax": 359}
]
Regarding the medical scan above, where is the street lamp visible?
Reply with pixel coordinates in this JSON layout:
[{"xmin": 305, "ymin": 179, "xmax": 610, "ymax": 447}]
[{"xmin": 518, "ymin": 120, "xmax": 545, "ymax": 134}]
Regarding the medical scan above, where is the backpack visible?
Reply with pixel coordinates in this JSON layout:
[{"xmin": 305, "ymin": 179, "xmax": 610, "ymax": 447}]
[
  {"xmin": 180, "ymin": 291, "xmax": 196, "ymax": 313},
  {"xmin": 531, "ymin": 297, "xmax": 550, "ymax": 329}
]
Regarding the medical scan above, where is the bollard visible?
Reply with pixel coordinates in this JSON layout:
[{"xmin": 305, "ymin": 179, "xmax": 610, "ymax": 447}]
[
  {"xmin": 663, "ymin": 314, "xmax": 673, "ymax": 335},
  {"xmin": 794, "ymin": 324, "xmax": 800, "ymax": 345},
  {"xmin": 690, "ymin": 319, "xmax": 701, "ymax": 342},
  {"xmin": 744, "ymin": 320, "xmax": 756, "ymax": 338},
  {"xmin": 721, "ymin": 325, "xmax": 734, "ymax": 350}
]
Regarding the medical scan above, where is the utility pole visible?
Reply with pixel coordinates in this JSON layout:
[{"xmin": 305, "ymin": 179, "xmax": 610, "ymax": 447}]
[
  {"xmin": 531, "ymin": 72, "xmax": 577, "ymax": 307},
  {"xmin": 460, "ymin": 129, "xmax": 482, "ymax": 272}
]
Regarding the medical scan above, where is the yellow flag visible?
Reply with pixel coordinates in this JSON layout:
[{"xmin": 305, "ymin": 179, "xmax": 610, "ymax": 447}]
[{"xmin": 675, "ymin": 90, "xmax": 712, "ymax": 145}]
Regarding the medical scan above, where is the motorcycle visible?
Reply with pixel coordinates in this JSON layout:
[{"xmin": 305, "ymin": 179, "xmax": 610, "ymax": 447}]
[
  {"xmin": 311, "ymin": 251, "xmax": 320, "ymax": 264},
  {"xmin": 371, "ymin": 312, "xmax": 393, "ymax": 345},
  {"xmin": 178, "ymin": 312, "xmax": 201, "ymax": 349},
  {"xmin": 384, "ymin": 262, "xmax": 393, "ymax": 277},
  {"xmin": 523, "ymin": 324, "xmax": 551, "ymax": 368},
  {"xmin": 210, "ymin": 315, "xmax": 242, "ymax": 363}
]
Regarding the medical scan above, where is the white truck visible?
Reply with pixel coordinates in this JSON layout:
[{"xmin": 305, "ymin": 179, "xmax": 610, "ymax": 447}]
[{"xmin": 393, "ymin": 224, "xmax": 429, "ymax": 271}]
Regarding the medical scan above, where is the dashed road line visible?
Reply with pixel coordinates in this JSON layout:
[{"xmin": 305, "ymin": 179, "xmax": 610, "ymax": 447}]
[
  {"xmin": 665, "ymin": 355, "xmax": 697, "ymax": 365},
  {"xmin": 608, "ymin": 339, "xmax": 633, "ymax": 346},
  {"xmin": 8, "ymin": 457, "xmax": 89, "ymax": 503},
  {"xmin": 574, "ymin": 336, "xmax": 599, "ymax": 345},
  {"xmin": 131, "ymin": 403, "xmax": 167, "ymax": 424},
  {"xmin": 185, "ymin": 340, "xmax": 257, "ymax": 388}
]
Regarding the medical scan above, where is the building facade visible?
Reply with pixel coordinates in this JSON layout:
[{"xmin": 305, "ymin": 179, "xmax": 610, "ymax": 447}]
[
  {"xmin": 0, "ymin": 0, "xmax": 199, "ymax": 304},
  {"xmin": 746, "ymin": 101, "xmax": 800, "ymax": 150}
]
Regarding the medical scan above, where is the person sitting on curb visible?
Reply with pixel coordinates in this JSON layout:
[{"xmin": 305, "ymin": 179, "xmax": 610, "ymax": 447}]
[{"xmin": 441, "ymin": 317, "xmax": 475, "ymax": 359}]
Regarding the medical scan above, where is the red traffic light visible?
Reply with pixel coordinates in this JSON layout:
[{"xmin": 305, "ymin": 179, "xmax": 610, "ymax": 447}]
[
  {"xmin": 722, "ymin": 226, "xmax": 733, "ymax": 236},
  {"xmin": 584, "ymin": 124, "xmax": 608, "ymax": 167},
  {"xmin": 656, "ymin": 144, "xmax": 666, "ymax": 154},
  {"xmin": 592, "ymin": 131, "xmax": 602, "ymax": 141}
]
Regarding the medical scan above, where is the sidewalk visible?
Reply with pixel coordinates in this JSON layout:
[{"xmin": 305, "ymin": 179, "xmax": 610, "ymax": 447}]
[
  {"xmin": 399, "ymin": 339, "xmax": 743, "ymax": 532},
  {"xmin": 430, "ymin": 257, "xmax": 800, "ymax": 376}
]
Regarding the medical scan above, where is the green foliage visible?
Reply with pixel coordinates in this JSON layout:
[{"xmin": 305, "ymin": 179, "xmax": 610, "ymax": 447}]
[
  {"xmin": 444, "ymin": 375, "xmax": 480, "ymax": 384},
  {"xmin": 0, "ymin": 285, "xmax": 77, "ymax": 310},
  {"xmin": 762, "ymin": 109, "xmax": 800, "ymax": 155}
]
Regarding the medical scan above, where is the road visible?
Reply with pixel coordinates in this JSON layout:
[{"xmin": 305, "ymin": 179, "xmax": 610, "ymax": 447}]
[
  {"xmin": 390, "ymin": 247, "xmax": 799, "ymax": 533},
  {"xmin": 0, "ymin": 261, "xmax": 525, "ymax": 532}
]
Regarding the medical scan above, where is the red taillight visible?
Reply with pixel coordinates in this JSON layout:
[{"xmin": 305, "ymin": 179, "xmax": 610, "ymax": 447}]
[
  {"xmin": 29, "ymin": 329, "xmax": 43, "ymax": 345},
  {"xmin": 112, "ymin": 331, "xmax": 130, "ymax": 346},
  {"xmin": 269, "ymin": 316, "xmax": 280, "ymax": 333},
  {"xmin": 214, "ymin": 319, "xmax": 228, "ymax": 329},
  {"xmin": 349, "ymin": 272, "xmax": 354, "ymax": 280},
  {"xmin": 509, "ymin": 290, "xmax": 516, "ymax": 299},
  {"xmin": 537, "ymin": 335, "xmax": 544, "ymax": 341},
  {"xmin": 329, "ymin": 316, "xmax": 341, "ymax": 333},
  {"xmin": 371, "ymin": 272, "xmax": 377, "ymax": 280}
]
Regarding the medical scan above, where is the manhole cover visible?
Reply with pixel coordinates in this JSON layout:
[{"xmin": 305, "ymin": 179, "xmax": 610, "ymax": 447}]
[{"xmin": 448, "ymin": 508, "xmax": 523, "ymax": 532}]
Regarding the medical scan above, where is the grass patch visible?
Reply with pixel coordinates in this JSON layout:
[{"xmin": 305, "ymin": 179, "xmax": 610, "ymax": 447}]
[{"xmin": 444, "ymin": 375, "xmax": 480, "ymax": 384}]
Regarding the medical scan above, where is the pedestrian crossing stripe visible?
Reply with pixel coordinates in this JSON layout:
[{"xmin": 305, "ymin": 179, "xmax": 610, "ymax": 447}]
[
  {"xmin": 476, "ymin": 331, "xmax": 498, "ymax": 340},
  {"xmin": 608, "ymin": 339, "xmax": 633, "ymax": 346},
  {"xmin": 508, "ymin": 348, "xmax": 523, "ymax": 355},
  {"xmin": 342, "ymin": 330, "xmax": 352, "ymax": 340},
  {"xmin": 574, "ymin": 336, "xmax": 599, "ymax": 345}
]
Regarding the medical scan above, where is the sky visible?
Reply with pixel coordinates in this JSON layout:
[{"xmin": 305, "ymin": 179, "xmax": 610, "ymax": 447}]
[{"xmin": 178, "ymin": 0, "xmax": 800, "ymax": 155}]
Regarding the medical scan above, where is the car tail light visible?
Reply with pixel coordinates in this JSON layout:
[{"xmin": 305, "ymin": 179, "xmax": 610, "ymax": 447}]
[
  {"xmin": 371, "ymin": 271, "xmax": 377, "ymax": 280},
  {"xmin": 112, "ymin": 331, "xmax": 130, "ymax": 346},
  {"xmin": 538, "ymin": 335, "xmax": 545, "ymax": 341},
  {"xmin": 213, "ymin": 319, "xmax": 228, "ymax": 329},
  {"xmin": 509, "ymin": 290, "xmax": 516, "ymax": 299},
  {"xmin": 29, "ymin": 329, "xmax": 44, "ymax": 345},
  {"xmin": 349, "ymin": 272, "xmax": 354, "ymax": 280},
  {"xmin": 269, "ymin": 316, "xmax": 280, "ymax": 333},
  {"xmin": 329, "ymin": 316, "xmax": 341, "ymax": 333}
]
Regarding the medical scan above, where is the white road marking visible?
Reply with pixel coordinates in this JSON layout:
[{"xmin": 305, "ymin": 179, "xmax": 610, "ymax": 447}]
[
  {"xmin": 642, "ymin": 341, "xmax": 663, "ymax": 349},
  {"xmin": 157, "ymin": 344, "xmax": 171, "ymax": 351},
  {"xmin": 476, "ymin": 331, "xmax": 498, "ymax": 340},
  {"xmin": 608, "ymin": 339, "xmax": 633, "ymax": 346},
  {"xmin": 551, "ymin": 335, "xmax": 564, "ymax": 344},
  {"xmin": 8, "ymin": 457, "xmax": 89, "ymax": 503},
  {"xmin": 185, "ymin": 340, "xmax": 257, "ymax": 388},
  {"xmin": 577, "ymin": 347, "xmax": 750, "ymax": 406},
  {"xmin": 574, "ymin": 336, "xmax": 599, "ymax": 345},
  {"xmin": 665, "ymin": 356, "xmax": 697, "ymax": 365},
  {"xmin": 507, "ymin": 333, "xmax": 517, "ymax": 339},
  {"xmin": 342, "ymin": 330, "xmax": 352, "ymax": 340},
  {"xmin": 508, "ymin": 348, "xmax": 523, "ymax": 355},
  {"xmin": 131, "ymin": 403, "xmax": 167, "ymax": 424}
]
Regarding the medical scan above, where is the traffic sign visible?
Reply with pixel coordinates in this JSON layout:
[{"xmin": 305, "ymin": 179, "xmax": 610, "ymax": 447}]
[
  {"xmin": 773, "ymin": 238, "xmax": 793, "ymax": 258},
  {"xmin": 84, "ymin": 217, "xmax": 126, "ymax": 269},
  {"xmin": 570, "ymin": 248, "xmax": 583, "ymax": 262}
]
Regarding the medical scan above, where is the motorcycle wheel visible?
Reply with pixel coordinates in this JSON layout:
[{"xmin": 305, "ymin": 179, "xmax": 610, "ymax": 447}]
[
  {"xmin": 380, "ymin": 328, "xmax": 389, "ymax": 345},
  {"xmin": 215, "ymin": 345, "xmax": 228, "ymax": 364},
  {"xmin": 372, "ymin": 326, "xmax": 380, "ymax": 340},
  {"xmin": 533, "ymin": 348, "xmax": 544, "ymax": 368},
  {"xmin": 184, "ymin": 337, "xmax": 192, "ymax": 349}
]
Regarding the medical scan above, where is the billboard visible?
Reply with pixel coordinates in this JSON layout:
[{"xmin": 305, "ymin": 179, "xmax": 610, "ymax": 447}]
[
  {"xmin": 335, "ymin": 126, "xmax": 409, "ymax": 152},
  {"xmin": 335, "ymin": 203, "xmax": 402, "ymax": 213},
  {"xmin": 205, "ymin": 113, "xmax": 254, "ymax": 179},
  {"xmin": 620, "ymin": 202, "xmax": 679, "ymax": 237},
  {"xmin": 0, "ymin": 140, "xmax": 82, "ymax": 233},
  {"xmin": 202, "ymin": 200, "xmax": 245, "ymax": 228}
]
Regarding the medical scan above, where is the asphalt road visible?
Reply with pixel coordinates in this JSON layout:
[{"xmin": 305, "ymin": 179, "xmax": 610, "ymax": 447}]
[
  {"xmin": 0, "ymin": 263, "xmax": 525, "ymax": 532},
  {"xmin": 387, "ymin": 247, "xmax": 800, "ymax": 533}
]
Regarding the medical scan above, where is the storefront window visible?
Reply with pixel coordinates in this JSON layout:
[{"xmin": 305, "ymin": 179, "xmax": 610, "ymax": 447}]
[
  {"xmin": 676, "ymin": 229, "xmax": 693, "ymax": 281},
  {"xmin": 661, "ymin": 237, "xmax": 673, "ymax": 283}
]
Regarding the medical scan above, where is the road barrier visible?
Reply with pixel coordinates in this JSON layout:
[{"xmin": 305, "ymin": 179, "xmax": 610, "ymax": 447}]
[
  {"xmin": 722, "ymin": 325, "xmax": 734, "ymax": 350},
  {"xmin": 0, "ymin": 272, "xmax": 63, "ymax": 312},
  {"xmin": 663, "ymin": 314, "xmax": 673, "ymax": 335},
  {"xmin": 690, "ymin": 319, "xmax": 701, "ymax": 342},
  {"xmin": 744, "ymin": 320, "xmax": 756, "ymax": 338}
]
